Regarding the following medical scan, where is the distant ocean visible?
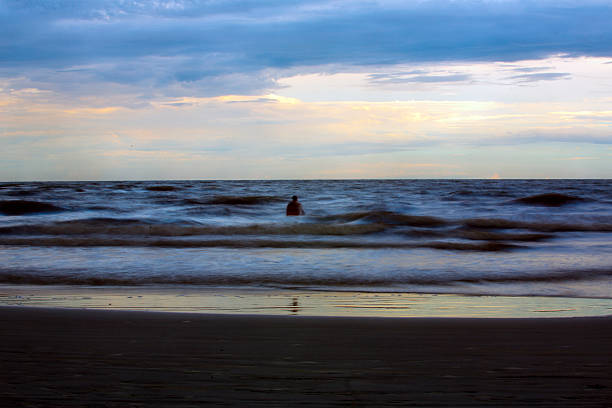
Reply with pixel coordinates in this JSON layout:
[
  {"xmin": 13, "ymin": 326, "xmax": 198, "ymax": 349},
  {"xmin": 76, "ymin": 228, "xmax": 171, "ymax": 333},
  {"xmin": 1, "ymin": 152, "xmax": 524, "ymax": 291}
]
[{"xmin": 1, "ymin": 179, "xmax": 611, "ymax": 301}]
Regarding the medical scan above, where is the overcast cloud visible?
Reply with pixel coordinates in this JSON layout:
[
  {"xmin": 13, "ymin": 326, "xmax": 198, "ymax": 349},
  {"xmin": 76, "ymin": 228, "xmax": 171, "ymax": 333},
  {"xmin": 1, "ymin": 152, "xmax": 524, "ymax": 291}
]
[
  {"xmin": 2, "ymin": 0, "xmax": 612, "ymax": 180},
  {"xmin": 2, "ymin": 0, "xmax": 612, "ymax": 96}
]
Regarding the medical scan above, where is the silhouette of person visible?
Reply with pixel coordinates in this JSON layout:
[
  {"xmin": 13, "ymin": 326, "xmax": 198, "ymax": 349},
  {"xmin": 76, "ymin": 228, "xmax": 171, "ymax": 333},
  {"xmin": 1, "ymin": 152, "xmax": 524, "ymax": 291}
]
[{"xmin": 286, "ymin": 195, "xmax": 305, "ymax": 216}]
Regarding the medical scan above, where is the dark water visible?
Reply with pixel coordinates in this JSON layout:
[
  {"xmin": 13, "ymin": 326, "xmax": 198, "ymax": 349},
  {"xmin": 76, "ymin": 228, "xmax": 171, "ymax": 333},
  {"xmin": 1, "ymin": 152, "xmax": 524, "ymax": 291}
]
[{"xmin": 0, "ymin": 179, "xmax": 611, "ymax": 298}]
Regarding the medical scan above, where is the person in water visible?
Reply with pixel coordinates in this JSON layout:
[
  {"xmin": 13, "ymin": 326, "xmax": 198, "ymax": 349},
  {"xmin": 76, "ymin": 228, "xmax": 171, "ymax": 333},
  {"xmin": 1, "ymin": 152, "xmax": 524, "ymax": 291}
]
[{"xmin": 286, "ymin": 195, "xmax": 305, "ymax": 216}]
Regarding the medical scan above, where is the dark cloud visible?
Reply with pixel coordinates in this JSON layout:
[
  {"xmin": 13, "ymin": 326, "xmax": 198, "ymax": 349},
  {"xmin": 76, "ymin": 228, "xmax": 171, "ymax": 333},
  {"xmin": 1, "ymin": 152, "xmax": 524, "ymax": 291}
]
[{"xmin": 1, "ymin": 0, "xmax": 611, "ymax": 96}]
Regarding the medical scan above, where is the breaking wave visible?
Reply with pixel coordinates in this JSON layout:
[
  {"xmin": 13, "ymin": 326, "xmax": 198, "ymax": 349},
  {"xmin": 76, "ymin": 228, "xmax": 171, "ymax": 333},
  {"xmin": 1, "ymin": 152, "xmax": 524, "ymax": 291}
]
[
  {"xmin": 463, "ymin": 218, "xmax": 612, "ymax": 232},
  {"xmin": 1, "ymin": 209, "xmax": 611, "ymax": 252},
  {"xmin": 0, "ymin": 267, "xmax": 609, "ymax": 287},
  {"xmin": 318, "ymin": 211, "xmax": 448, "ymax": 227},
  {"xmin": 0, "ymin": 218, "xmax": 386, "ymax": 236},
  {"xmin": 0, "ymin": 236, "xmax": 523, "ymax": 251}
]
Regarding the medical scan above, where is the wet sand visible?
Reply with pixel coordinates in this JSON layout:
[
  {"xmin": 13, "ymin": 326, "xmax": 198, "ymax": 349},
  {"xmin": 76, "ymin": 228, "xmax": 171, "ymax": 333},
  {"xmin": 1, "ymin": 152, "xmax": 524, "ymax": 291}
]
[
  {"xmin": 2, "ymin": 307, "xmax": 612, "ymax": 407},
  {"xmin": 5, "ymin": 285, "xmax": 612, "ymax": 318}
]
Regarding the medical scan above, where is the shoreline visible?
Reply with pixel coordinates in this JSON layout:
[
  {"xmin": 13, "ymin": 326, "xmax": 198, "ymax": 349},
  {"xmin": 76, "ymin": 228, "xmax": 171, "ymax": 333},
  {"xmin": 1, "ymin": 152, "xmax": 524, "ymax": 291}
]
[
  {"xmin": 3, "ymin": 306, "xmax": 612, "ymax": 406},
  {"xmin": 0, "ymin": 285, "xmax": 612, "ymax": 318},
  {"xmin": 2, "ymin": 284, "xmax": 612, "ymax": 318}
]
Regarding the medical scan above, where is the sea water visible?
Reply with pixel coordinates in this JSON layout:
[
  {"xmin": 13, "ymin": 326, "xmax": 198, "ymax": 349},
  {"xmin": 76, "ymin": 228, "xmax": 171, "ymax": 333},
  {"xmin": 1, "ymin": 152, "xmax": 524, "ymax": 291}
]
[{"xmin": 1, "ymin": 179, "xmax": 611, "ymax": 316}]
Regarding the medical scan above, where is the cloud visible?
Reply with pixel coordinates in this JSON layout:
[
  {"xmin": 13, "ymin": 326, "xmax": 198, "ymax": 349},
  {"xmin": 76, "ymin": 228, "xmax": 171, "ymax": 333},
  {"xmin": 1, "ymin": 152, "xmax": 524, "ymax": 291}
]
[
  {"xmin": 552, "ymin": 110, "xmax": 612, "ymax": 122},
  {"xmin": 2, "ymin": 0, "xmax": 612, "ymax": 97},
  {"xmin": 368, "ymin": 71, "xmax": 472, "ymax": 85},
  {"xmin": 508, "ymin": 72, "xmax": 572, "ymax": 83},
  {"xmin": 479, "ymin": 129, "xmax": 612, "ymax": 146},
  {"xmin": 509, "ymin": 67, "xmax": 553, "ymax": 73},
  {"xmin": 3, "ymin": 84, "xmax": 612, "ymax": 179}
]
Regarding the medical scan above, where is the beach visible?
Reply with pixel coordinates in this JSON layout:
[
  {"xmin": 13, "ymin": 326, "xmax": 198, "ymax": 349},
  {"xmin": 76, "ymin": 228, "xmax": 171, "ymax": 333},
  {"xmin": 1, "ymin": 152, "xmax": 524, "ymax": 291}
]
[{"xmin": 3, "ymin": 307, "xmax": 612, "ymax": 407}]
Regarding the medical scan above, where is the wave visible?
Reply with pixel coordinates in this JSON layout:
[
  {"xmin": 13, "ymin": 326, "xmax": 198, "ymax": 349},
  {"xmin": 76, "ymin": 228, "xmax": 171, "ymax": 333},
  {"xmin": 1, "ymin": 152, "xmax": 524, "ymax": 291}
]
[
  {"xmin": 145, "ymin": 185, "xmax": 179, "ymax": 192},
  {"xmin": 111, "ymin": 183, "xmax": 137, "ymax": 190},
  {"xmin": 319, "ymin": 211, "xmax": 612, "ymax": 233},
  {"xmin": 1, "ymin": 268, "xmax": 609, "ymax": 287},
  {"xmin": 454, "ymin": 268, "xmax": 612, "ymax": 284},
  {"xmin": 463, "ymin": 218, "xmax": 612, "ymax": 232},
  {"xmin": 2, "ymin": 210, "xmax": 611, "ymax": 242},
  {"xmin": 205, "ymin": 195, "xmax": 285, "ymax": 205},
  {"xmin": 0, "ymin": 200, "xmax": 64, "ymax": 215},
  {"xmin": 0, "ymin": 218, "xmax": 387, "ymax": 236},
  {"xmin": 0, "ymin": 236, "xmax": 522, "ymax": 251},
  {"xmin": 5, "ymin": 189, "xmax": 37, "ymax": 197},
  {"xmin": 318, "ymin": 211, "xmax": 448, "ymax": 227},
  {"xmin": 513, "ymin": 193, "xmax": 586, "ymax": 206},
  {"xmin": 452, "ymin": 230, "xmax": 553, "ymax": 242},
  {"xmin": 402, "ymin": 229, "xmax": 553, "ymax": 242}
]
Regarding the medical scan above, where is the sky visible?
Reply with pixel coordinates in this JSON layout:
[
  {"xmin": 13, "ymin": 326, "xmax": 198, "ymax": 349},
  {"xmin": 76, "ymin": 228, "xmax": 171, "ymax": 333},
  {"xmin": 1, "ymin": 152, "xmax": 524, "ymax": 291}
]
[{"xmin": 1, "ymin": 0, "xmax": 612, "ymax": 180}]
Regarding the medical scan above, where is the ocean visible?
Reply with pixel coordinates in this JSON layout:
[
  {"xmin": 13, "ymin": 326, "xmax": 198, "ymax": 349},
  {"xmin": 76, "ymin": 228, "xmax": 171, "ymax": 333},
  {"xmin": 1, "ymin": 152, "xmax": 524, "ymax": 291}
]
[{"xmin": 1, "ymin": 179, "xmax": 611, "ymax": 316}]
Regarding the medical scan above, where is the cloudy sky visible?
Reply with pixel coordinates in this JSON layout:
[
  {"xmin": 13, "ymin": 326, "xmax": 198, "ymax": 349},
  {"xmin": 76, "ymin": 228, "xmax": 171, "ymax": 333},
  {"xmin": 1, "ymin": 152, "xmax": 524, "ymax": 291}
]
[{"xmin": 2, "ymin": 0, "xmax": 612, "ymax": 180}]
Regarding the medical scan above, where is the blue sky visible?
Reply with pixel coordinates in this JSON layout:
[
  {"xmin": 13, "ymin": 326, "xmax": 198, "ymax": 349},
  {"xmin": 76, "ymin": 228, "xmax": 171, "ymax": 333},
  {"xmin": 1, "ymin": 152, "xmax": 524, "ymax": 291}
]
[{"xmin": 1, "ymin": 0, "xmax": 612, "ymax": 180}]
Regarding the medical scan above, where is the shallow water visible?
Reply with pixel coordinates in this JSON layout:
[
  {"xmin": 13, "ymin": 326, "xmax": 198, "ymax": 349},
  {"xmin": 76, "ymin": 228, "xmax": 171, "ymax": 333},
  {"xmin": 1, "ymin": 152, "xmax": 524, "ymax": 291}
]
[
  {"xmin": 0, "ymin": 179, "xmax": 611, "ymax": 299},
  {"xmin": 3, "ymin": 286, "xmax": 612, "ymax": 318}
]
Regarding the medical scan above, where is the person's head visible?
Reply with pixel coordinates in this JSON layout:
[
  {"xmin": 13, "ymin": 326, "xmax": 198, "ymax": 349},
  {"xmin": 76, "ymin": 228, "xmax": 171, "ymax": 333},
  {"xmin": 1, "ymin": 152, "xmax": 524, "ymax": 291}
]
[{"xmin": 292, "ymin": 195, "xmax": 298, "ymax": 201}]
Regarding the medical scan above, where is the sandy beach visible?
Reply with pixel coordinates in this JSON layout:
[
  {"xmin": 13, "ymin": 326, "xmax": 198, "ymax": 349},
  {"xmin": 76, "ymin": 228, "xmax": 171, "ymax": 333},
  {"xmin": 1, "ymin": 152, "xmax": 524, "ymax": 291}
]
[{"xmin": 2, "ymin": 307, "xmax": 612, "ymax": 407}]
